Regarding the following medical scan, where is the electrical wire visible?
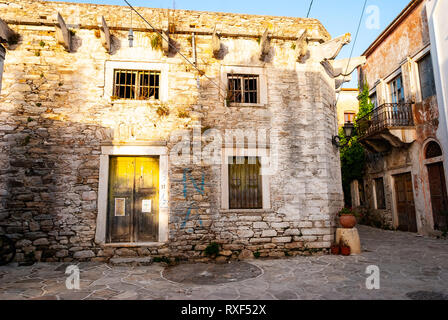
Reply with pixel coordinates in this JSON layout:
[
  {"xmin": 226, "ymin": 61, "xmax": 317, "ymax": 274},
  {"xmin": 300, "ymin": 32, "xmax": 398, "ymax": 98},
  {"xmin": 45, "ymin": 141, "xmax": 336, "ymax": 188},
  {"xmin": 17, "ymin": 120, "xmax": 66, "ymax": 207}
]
[
  {"xmin": 124, "ymin": 0, "xmax": 227, "ymax": 99},
  {"xmin": 306, "ymin": 0, "xmax": 314, "ymax": 18},
  {"xmin": 335, "ymin": 0, "xmax": 368, "ymax": 106}
]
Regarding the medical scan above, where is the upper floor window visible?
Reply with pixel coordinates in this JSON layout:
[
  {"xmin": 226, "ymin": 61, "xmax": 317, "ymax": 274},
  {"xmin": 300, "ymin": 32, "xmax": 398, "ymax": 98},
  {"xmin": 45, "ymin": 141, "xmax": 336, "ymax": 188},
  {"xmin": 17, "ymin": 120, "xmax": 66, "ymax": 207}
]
[
  {"xmin": 227, "ymin": 74, "xmax": 259, "ymax": 104},
  {"xmin": 389, "ymin": 75, "xmax": 405, "ymax": 104},
  {"xmin": 344, "ymin": 112, "xmax": 356, "ymax": 124},
  {"xmin": 418, "ymin": 53, "xmax": 437, "ymax": 100},
  {"xmin": 113, "ymin": 69, "xmax": 160, "ymax": 100}
]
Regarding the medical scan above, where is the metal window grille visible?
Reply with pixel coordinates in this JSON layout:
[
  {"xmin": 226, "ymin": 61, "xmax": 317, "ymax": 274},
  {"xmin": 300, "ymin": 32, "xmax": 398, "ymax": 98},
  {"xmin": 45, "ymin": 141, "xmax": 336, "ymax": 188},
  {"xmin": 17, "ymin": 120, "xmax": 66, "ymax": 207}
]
[
  {"xmin": 227, "ymin": 74, "xmax": 259, "ymax": 104},
  {"xmin": 228, "ymin": 156, "xmax": 262, "ymax": 209},
  {"xmin": 114, "ymin": 70, "xmax": 160, "ymax": 100}
]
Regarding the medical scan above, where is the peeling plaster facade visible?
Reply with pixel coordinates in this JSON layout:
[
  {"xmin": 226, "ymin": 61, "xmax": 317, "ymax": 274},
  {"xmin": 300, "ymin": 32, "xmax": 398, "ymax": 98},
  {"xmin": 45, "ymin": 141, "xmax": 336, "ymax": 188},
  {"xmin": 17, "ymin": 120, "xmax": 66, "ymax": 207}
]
[
  {"xmin": 355, "ymin": 0, "xmax": 447, "ymax": 235},
  {"xmin": 0, "ymin": 0, "xmax": 363, "ymax": 262}
]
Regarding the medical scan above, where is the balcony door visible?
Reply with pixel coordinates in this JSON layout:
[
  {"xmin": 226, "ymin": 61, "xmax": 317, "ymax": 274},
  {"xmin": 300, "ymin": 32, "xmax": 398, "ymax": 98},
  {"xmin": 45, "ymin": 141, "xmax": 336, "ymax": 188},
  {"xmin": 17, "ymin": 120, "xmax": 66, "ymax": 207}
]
[
  {"xmin": 107, "ymin": 156, "xmax": 159, "ymax": 243},
  {"xmin": 390, "ymin": 75, "xmax": 405, "ymax": 104},
  {"xmin": 394, "ymin": 172, "xmax": 417, "ymax": 232}
]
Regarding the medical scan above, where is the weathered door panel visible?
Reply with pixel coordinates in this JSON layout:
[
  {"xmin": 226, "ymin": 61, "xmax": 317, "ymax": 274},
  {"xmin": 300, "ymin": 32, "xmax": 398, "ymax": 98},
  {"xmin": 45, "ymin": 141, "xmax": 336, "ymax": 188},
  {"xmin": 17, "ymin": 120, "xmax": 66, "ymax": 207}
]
[
  {"xmin": 427, "ymin": 162, "xmax": 448, "ymax": 230},
  {"xmin": 108, "ymin": 157, "xmax": 135, "ymax": 243},
  {"xmin": 394, "ymin": 173, "xmax": 417, "ymax": 232},
  {"xmin": 134, "ymin": 157, "xmax": 159, "ymax": 242},
  {"xmin": 107, "ymin": 156, "xmax": 159, "ymax": 243}
]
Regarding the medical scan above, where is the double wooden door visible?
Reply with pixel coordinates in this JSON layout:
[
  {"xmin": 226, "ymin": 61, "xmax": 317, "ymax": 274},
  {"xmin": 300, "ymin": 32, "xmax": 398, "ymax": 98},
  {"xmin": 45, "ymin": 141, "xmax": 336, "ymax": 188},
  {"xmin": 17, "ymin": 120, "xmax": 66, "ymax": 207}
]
[
  {"xmin": 427, "ymin": 162, "xmax": 448, "ymax": 230},
  {"xmin": 107, "ymin": 156, "xmax": 159, "ymax": 243},
  {"xmin": 394, "ymin": 173, "xmax": 417, "ymax": 232}
]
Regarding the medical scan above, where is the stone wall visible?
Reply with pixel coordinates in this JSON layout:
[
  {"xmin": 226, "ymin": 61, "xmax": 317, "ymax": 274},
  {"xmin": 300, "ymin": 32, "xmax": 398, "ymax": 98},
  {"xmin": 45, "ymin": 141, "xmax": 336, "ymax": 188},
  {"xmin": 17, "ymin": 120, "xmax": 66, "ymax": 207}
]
[{"xmin": 0, "ymin": 0, "xmax": 343, "ymax": 262}]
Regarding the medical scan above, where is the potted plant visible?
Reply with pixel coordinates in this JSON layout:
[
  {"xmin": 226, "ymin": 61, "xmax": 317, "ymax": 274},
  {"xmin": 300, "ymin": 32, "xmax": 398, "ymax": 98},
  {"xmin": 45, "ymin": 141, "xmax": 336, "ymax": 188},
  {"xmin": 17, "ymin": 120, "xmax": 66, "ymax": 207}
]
[
  {"xmin": 330, "ymin": 242, "xmax": 340, "ymax": 255},
  {"xmin": 338, "ymin": 207, "xmax": 357, "ymax": 229},
  {"xmin": 340, "ymin": 241, "xmax": 351, "ymax": 256}
]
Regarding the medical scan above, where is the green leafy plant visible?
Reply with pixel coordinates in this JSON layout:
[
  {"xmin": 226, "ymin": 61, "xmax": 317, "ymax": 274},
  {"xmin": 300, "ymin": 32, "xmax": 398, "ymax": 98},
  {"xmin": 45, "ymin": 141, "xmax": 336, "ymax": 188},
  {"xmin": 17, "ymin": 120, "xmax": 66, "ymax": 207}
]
[
  {"xmin": 151, "ymin": 34, "xmax": 162, "ymax": 50},
  {"xmin": 204, "ymin": 242, "xmax": 220, "ymax": 257},
  {"xmin": 21, "ymin": 135, "xmax": 31, "ymax": 146},
  {"xmin": 27, "ymin": 117, "xmax": 34, "ymax": 122},
  {"xmin": 291, "ymin": 43, "xmax": 296, "ymax": 50},
  {"xmin": 339, "ymin": 82, "xmax": 373, "ymax": 206},
  {"xmin": 253, "ymin": 251, "xmax": 261, "ymax": 259},
  {"xmin": 338, "ymin": 207, "xmax": 360, "ymax": 218},
  {"xmin": 39, "ymin": 40, "xmax": 45, "ymax": 47},
  {"xmin": 153, "ymin": 256, "xmax": 171, "ymax": 264}
]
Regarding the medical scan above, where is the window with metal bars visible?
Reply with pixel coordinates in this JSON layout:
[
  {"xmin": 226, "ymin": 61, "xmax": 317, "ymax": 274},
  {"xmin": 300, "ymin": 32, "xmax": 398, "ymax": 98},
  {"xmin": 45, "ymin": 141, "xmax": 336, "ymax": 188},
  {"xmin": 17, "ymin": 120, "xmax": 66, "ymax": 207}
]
[
  {"xmin": 227, "ymin": 74, "xmax": 259, "ymax": 104},
  {"xmin": 228, "ymin": 156, "xmax": 262, "ymax": 209},
  {"xmin": 113, "ymin": 70, "xmax": 160, "ymax": 100}
]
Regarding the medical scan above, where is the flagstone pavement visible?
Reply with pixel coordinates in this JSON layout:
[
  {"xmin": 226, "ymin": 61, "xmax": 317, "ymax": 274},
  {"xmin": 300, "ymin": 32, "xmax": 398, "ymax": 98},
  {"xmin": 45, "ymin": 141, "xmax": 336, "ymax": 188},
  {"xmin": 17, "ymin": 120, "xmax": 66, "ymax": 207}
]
[{"xmin": 0, "ymin": 225, "xmax": 447, "ymax": 300}]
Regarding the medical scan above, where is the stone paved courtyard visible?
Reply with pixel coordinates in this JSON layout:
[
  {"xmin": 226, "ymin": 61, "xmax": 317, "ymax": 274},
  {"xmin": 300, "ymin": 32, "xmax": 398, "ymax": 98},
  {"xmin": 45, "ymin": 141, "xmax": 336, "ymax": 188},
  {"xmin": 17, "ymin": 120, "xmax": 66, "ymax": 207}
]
[{"xmin": 0, "ymin": 225, "xmax": 447, "ymax": 300}]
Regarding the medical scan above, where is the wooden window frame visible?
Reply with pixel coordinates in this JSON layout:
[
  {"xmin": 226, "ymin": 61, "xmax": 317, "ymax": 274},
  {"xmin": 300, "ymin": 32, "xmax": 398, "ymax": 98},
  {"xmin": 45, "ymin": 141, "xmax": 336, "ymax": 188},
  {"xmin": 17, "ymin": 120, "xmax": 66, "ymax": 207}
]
[
  {"xmin": 389, "ymin": 74, "xmax": 405, "ymax": 104},
  {"xmin": 227, "ymin": 74, "xmax": 259, "ymax": 104}
]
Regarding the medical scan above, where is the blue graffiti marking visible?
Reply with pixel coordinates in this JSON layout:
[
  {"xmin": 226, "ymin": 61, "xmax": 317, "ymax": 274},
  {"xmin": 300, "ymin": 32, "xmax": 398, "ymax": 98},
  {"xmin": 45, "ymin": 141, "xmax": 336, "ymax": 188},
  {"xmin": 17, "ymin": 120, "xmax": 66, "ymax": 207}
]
[{"xmin": 181, "ymin": 169, "xmax": 204, "ymax": 229}]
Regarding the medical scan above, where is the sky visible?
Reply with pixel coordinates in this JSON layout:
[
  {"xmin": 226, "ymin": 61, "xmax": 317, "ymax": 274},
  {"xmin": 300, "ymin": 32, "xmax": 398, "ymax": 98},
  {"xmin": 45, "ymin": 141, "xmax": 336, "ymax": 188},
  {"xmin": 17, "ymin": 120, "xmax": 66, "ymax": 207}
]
[{"xmin": 54, "ymin": 0, "xmax": 411, "ymax": 88}]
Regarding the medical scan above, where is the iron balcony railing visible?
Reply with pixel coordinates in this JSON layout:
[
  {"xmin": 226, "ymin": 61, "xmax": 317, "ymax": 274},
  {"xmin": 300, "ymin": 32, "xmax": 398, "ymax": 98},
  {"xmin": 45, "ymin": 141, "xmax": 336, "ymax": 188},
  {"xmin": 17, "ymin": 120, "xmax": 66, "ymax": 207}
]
[{"xmin": 357, "ymin": 103, "xmax": 414, "ymax": 138}]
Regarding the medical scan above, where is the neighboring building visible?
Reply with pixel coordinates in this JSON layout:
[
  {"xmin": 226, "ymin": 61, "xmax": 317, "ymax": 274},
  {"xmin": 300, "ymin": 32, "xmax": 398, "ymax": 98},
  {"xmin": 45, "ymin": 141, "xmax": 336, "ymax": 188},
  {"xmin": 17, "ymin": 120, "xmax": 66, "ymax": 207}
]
[
  {"xmin": 426, "ymin": 0, "xmax": 448, "ymax": 199},
  {"xmin": 355, "ymin": 0, "xmax": 447, "ymax": 235},
  {"xmin": 0, "ymin": 0, "xmax": 363, "ymax": 262},
  {"xmin": 336, "ymin": 88, "xmax": 359, "ymax": 128}
]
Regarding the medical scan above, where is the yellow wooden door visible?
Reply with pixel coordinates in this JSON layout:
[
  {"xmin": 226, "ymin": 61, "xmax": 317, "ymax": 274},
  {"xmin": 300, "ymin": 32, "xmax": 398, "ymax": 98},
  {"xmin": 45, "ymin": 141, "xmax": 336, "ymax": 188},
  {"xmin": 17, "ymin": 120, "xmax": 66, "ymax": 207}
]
[
  {"xmin": 134, "ymin": 157, "xmax": 159, "ymax": 242},
  {"xmin": 107, "ymin": 156, "xmax": 159, "ymax": 243}
]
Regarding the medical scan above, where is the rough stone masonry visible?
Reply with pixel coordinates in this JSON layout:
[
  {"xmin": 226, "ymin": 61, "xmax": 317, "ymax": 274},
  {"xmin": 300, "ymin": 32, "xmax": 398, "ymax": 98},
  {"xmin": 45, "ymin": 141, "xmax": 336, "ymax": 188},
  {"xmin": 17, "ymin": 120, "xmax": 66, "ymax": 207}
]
[{"xmin": 0, "ymin": 0, "xmax": 364, "ymax": 262}]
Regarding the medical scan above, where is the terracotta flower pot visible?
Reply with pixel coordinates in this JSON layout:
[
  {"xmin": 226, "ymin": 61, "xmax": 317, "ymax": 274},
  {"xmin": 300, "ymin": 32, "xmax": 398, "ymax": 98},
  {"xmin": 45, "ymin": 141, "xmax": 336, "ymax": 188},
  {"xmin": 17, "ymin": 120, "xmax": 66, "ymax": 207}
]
[
  {"xmin": 340, "ymin": 246, "xmax": 351, "ymax": 256},
  {"xmin": 330, "ymin": 245, "xmax": 340, "ymax": 255},
  {"xmin": 340, "ymin": 214, "xmax": 357, "ymax": 228}
]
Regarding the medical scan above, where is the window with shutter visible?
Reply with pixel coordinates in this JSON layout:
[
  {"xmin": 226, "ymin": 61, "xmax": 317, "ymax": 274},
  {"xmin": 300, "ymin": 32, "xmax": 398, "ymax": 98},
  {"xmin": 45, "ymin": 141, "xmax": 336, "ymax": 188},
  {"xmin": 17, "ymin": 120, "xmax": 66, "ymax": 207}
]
[
  {"xmin": 228, "ymin": 156, "xmax": 262, "ymax": 209},
  {"xmin": 418, "ymin": 53, "xmax": 436, "ymax": 100}
]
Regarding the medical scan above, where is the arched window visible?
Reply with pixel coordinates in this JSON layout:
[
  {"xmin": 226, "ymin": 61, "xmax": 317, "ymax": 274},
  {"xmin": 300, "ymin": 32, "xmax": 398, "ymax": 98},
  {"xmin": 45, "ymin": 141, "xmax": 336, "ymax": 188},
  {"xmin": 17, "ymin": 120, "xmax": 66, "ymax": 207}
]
[{"xmin": 425, "ymin": 141, "xmax": 443, "ymax": 159}]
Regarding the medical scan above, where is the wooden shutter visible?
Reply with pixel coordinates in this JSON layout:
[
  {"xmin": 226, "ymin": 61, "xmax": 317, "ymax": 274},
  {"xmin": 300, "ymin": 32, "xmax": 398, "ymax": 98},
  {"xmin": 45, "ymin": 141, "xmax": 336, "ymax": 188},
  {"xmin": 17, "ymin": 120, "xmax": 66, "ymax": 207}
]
[{"xmin": 229, "ymin": 156, "xmax": 262, "ymax": 209}]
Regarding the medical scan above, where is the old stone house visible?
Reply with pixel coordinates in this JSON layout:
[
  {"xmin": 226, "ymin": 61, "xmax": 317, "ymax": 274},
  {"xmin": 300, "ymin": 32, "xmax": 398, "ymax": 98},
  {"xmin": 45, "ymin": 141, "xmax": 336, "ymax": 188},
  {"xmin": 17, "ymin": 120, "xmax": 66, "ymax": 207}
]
[
  {"xmin": 354, "ymin": 0, "xmax": 448, "ymax": 235},
  {"xmin": 0, "ymin": 0, "xmax": 362, "ymax": 262}
]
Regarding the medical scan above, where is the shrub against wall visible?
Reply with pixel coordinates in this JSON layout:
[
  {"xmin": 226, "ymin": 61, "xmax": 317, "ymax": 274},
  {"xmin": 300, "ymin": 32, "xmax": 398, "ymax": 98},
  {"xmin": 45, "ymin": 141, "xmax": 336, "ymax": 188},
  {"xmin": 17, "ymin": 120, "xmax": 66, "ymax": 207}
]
[{"xmin": 339, "ymin": 83, "xmax": 373, "ymax": 206}]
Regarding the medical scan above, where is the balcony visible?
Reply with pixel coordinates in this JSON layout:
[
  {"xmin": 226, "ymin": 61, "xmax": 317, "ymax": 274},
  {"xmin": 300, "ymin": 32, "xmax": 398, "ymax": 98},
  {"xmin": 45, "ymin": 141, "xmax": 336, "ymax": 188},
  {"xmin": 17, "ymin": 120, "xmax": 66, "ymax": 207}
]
[{"xmin": 357, "ymin": 103, "xmax": 416, "ymax": 153}]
